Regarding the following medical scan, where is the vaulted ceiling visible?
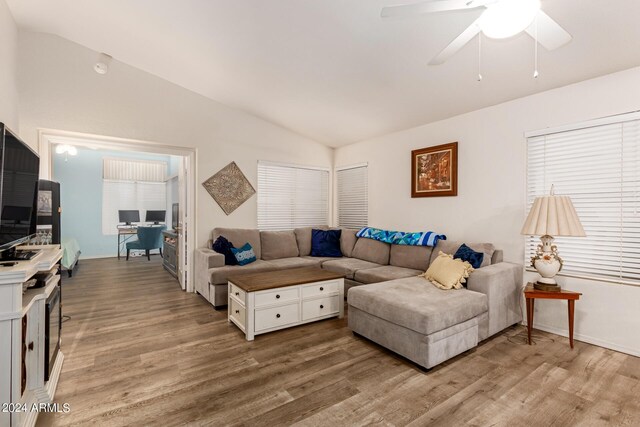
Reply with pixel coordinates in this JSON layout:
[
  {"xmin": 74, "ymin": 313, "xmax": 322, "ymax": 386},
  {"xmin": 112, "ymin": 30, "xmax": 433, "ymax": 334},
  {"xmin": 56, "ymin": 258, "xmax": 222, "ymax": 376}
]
[{"xmin": 7, "ymin": 0, "xmax": 640, "ymax": 146}]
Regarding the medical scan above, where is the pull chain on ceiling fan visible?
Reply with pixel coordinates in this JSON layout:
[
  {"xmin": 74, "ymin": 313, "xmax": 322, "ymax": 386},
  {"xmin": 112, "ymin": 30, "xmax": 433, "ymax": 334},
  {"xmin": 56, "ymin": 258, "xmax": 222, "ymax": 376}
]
[{"xmin": 381, "ymin": 0, "xmax": 572, "ymax": 70}]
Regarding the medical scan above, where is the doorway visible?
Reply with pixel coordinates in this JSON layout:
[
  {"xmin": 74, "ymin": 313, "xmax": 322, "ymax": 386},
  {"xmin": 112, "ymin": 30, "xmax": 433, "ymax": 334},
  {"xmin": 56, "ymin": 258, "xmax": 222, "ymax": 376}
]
[{"xmin": 38, "ymin": 128, "xmax": 197, "ymax": 292}]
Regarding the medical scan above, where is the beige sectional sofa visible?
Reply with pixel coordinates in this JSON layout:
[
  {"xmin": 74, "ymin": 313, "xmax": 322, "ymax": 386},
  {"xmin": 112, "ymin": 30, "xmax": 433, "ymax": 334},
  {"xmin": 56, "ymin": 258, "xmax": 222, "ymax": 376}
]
[{"xmin": 195, "ymin": 226, "xmax": 522, "ymax": 369}]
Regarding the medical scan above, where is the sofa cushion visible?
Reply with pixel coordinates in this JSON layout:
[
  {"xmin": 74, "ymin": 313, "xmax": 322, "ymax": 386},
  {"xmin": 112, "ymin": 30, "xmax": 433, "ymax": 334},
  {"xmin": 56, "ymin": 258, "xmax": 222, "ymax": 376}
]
[
  {"xmin": 322, "ymin": 258, "xmax": 383, "ymax": 280},
  {"xmin": 348, "ymin": 276, "xmax": 488, "ymax": 335},
  {"xmin": 301, "ymin": 256, "xmax": 342, "ymax": 266},
  {"xmin": 260, "ymin": 230, "xmax": 299, "ymax": 260},
  {"xmin": 265, "ymin": 257, "xmax": 319, "ymax": 269},
  {"xmin": 354, "ymin": 265, "xmax": 423, "ymax": 284},
  {"xmin": 231, "ymin": 243, "xmax": 257, "ymax": 266},
  {"xmin": 213, "ymin": 228, "xmax": 262, "ymax": 260},
  {"xmin": 423, "ymin": 252, "xmax": 473, "ymax": 290},
  {"xmin": 454, "ymin": 244, "xmax": 484, "ymax": 269},
  {"xmin": 208, "ymin": 260, "xmax": 275, "ymax": 285},
  {"xmin": 389, "ymin": 245, "xmax": 432, "ymax": 271},
  {"xmin": 294, "ymin": 226, "xmax": 327, "ymax": 256},
  {"xmin": 311, "ymin": 229, "xmax": 343, "ymax": 257},
  {"xmin": 339, "ymin": 228, "xmax": 358, "ymax": 258},
  {"xmin": 430, "ymin": 240, "xmax": 495, "ymax": 268},
  {"xmin": 212, "ymin": 235, "xmax": 237, "ymax": 266},
  {"xmin": 351, "ymin": 238, "xmax": 390, "ymax": 265}
]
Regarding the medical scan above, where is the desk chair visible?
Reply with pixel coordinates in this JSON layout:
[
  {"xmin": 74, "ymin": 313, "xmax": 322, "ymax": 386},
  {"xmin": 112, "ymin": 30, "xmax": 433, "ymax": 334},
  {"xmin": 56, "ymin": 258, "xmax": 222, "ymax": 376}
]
[{"xmin": 126, "ymin": 225, "xmax": 166, "ymax": 261}]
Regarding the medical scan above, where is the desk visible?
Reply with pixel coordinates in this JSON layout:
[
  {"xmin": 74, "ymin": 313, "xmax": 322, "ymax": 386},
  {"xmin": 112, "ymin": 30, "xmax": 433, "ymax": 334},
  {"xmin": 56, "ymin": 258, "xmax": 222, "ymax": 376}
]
[
  {"xmin": 524, "ymin": 284, "xmax": 582, "ymax": 348},
  {"xmin": 117, "ymin": 227, "xmax": 138, "ymax": 259}
]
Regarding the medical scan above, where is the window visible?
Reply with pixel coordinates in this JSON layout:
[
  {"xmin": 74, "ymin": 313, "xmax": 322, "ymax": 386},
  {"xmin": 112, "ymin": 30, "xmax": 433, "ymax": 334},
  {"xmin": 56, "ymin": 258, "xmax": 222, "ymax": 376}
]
[
  {"xmin": 257, "ymin": 161, "xmax": 329, "ymax": 230},
  {"xmin": 336, "ymin": 164, "xmax": 368, "ymax": 228},
  {"xmin": 102, "ymin": 158, "xmax": 167, "ymax": 235},
  {"xmin": 526, "ymin": 112, "xmax": 640, "ymax": 284}
]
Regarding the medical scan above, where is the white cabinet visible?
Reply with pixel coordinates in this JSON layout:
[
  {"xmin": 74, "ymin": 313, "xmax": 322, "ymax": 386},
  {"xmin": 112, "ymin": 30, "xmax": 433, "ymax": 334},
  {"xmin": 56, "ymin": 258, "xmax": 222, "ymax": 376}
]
[
  {"xmin": 0, "ymin": 246, "xmax": 64, "ymax": 427},
  {"xmin": 228, "ymin": 278, "xmax": 344, "ymax": 341}
]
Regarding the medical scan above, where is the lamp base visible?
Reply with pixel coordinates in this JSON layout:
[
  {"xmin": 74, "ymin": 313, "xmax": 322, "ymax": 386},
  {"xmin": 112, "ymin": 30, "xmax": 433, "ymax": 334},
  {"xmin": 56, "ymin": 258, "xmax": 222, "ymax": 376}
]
[{"xmin": 534, "ymin": 281, "xmax": 561, "ymax": 292}]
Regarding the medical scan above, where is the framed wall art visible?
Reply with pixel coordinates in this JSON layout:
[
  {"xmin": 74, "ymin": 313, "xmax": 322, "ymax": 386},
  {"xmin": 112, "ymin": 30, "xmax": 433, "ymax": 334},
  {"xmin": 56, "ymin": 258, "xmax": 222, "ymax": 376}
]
[{"xmin": 411, "ymin": 142, "xmax": 458, "ymax": 198}]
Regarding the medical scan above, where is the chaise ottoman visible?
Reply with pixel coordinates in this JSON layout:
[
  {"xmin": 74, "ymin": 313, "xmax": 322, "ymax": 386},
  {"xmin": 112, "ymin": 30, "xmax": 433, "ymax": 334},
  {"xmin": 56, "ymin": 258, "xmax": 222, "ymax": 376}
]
[{"xmin": 348, "ymin": 276, "xmax": 489, "ymax": 369}]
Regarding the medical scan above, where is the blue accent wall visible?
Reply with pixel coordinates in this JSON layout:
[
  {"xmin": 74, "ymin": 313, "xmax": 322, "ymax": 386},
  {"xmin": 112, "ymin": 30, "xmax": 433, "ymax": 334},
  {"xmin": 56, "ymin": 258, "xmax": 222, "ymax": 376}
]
[{"xmin": 53, "ymin": 148, "xmax": 172, "ymax": 258}]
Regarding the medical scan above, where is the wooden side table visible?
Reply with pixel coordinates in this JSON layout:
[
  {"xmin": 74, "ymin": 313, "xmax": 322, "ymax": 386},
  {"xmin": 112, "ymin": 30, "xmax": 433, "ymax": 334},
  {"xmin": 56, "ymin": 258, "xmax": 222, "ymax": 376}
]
[{"xmin": 524, "ymin": 283, "xmax": 582, "ymax": 348}]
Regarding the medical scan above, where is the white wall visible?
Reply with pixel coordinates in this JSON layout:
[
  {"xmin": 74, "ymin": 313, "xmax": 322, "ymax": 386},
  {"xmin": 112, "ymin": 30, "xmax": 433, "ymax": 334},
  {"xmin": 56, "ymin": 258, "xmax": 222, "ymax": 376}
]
[
  {"xmin": 17, "ymin": 32, "xmax": 333, "ymax": 248},
  {"xmin": 0, "ymin": 0, "xmax": 18, "ymax": 130},
  {"xmin": 335, "ymin": 66, "xmax": 640, "ymax": 356}
]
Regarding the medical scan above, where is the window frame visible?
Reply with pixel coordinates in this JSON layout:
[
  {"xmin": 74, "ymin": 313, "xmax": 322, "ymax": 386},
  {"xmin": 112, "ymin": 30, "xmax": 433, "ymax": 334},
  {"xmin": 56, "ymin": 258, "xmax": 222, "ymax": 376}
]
[
  {"xmin": 524, "ymin": 111, "xmax": 640, "ymax": 287},
  {"xmin": 257, "ymin": 160, "xmax": 330, "ymax": 231},
  {"xmin": 336, "ymin": 163, "xmax": 368, "ymax": 229}
]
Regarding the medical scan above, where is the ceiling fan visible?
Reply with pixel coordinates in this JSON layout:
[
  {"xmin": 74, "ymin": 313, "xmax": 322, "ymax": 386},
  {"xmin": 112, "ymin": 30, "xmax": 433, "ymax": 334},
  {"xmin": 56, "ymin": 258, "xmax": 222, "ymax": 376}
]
[{"xmin": 381, "ymin": 0, "xmax": 572, "ymax": 65}]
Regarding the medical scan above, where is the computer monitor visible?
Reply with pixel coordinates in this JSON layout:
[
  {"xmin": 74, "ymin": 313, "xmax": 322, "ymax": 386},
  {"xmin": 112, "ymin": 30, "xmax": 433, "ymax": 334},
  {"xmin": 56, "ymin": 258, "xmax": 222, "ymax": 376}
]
[
  {"xmin": 118, "ymin": 210, "xmax": 140, "ymax": 225},
  {"xmin": 145, "ymin": 210, "xmax": 166, "ymax": 225}
]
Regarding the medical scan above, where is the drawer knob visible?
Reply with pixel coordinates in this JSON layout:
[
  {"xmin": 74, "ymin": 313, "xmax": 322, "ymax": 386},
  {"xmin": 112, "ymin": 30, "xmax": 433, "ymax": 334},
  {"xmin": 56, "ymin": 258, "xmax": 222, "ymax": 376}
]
[
  {"xmin": 320, "ymin": 287, "xmax": 324, "ymax": 291},
  {"xmin": 28, "ymin": 342, "xmax": 34, "ymax": 351},
  {"xmin": 235, "ymin": 292, "xmax": 239, "ymax": 296},
  {"xmin": 276, "ymin": 313, "xmax": 281, "ymax": 318},
  {"xmin": 235, "ymin": 310, "xmax": 239, "ymax": 314},
  {"xmin": 320, "ymin": 304, "xmax": 324, "ymax": 309},
  {"xmin": 276, "ymin": 294, "xmax": 280, "ymax": 299}
]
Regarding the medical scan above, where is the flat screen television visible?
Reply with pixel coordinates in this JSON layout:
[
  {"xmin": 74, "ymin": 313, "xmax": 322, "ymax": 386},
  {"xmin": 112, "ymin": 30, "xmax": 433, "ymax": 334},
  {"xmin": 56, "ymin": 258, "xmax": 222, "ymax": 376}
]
[
  {"xmin": 118, "ymin": 210, "xmax": 140, "ymax": 225},
  {"xmin": 145, "ymin": 210, "xmax": 165, "ymax": 224},
  {"xmin": 0, "ymin": 123, "xmax": 40, "ymax": 253}
]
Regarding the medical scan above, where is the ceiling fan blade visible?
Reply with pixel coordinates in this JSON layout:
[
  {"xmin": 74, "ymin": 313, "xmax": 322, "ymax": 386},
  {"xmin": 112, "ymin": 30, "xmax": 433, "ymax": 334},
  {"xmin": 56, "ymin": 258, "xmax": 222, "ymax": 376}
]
[
  {"xmin": 525, "ymin": 10, "xmax": 572, "ymax": 51},
  {"xmin": 428, "ymin": 17, "xmax": 482, "ymax": 65},
  {"xmin": 381, "ymin": 0, "xmax": 488, "ymax": 18}
]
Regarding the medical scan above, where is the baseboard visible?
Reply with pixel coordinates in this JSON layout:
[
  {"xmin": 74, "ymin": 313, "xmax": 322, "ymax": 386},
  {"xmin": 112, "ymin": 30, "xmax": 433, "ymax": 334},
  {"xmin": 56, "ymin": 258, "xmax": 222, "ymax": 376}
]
[{"xmin": 521, "ymin": 321, "xmax": 640, "ymax": 357}]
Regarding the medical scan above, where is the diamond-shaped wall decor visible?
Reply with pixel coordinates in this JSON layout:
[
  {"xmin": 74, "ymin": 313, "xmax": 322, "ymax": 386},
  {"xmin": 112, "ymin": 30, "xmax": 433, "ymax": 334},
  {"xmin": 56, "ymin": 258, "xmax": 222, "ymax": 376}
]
[{"xmin": 202, "ymin": 161, "xmax": 256, "ymax": 215}]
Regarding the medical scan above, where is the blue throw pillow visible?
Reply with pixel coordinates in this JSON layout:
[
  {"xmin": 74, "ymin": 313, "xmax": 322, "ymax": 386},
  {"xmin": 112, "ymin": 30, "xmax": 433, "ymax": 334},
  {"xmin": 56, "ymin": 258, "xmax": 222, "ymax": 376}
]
[
  {"xmin": 212, "ymin": 236, "xmax": 237, "ymax": 266},
  {"xmin": 311, "ymin": 229, "xmax": 343, "ymax": 257},
  {"xmin": 231, "ymin": 242, "xmax": 257, "ymax": 266},
  {"xmin": 454, "ymin": 243, "xmax": 484, "ymax": 269}
]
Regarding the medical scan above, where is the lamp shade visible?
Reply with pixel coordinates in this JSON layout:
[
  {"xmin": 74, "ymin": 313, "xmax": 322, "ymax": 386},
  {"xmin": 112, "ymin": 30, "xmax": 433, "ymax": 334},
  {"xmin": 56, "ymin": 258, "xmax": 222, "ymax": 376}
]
[{"xmin": 521, "ymin": 195, "xmax": 586, "ymax": 237}]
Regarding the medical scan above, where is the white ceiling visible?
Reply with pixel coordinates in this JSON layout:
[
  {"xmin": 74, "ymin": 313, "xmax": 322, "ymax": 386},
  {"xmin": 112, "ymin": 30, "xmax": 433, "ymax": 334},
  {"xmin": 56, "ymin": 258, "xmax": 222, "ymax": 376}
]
[{"xmin": 7, "ymin": 0, "xmax": 640, "ymax": 147}]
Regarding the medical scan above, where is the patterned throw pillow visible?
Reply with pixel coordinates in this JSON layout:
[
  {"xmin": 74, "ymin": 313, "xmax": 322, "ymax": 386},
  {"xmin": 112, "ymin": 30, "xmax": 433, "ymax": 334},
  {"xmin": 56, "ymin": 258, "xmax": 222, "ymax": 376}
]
[
  {"xmin": 453, "ymin": 243, "xmax": 484, "ymax": 269},
  {"xmin": 421, "ymin": 251, "xmax": 474, "ymax": 290},
  {"xmin": 212, "ymin": 236, "xmax": 237, "ymax": 265},
  {"xmin": 231, "ymin": 243, "xmax": 257, "ymax": 266}
]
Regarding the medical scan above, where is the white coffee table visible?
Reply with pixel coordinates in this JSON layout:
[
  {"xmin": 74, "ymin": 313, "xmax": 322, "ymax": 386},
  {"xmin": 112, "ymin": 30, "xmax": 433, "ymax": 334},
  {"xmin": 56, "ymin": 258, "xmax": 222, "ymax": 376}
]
[{"xmin": 228, "ymin": 267, "xmax": 345, "ymax": 341}]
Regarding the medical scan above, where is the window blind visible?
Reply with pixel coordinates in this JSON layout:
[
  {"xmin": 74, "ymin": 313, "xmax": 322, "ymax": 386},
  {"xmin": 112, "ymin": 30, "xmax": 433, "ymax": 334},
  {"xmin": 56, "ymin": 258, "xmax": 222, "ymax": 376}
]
[
  {"xmin": 526, "ymin": 115, "xmax": 640, "ymax": 284},
  {"xmin": 102, "ymin": 158, "xmax": 168, "ymax": 235},
  {"xmin": 337, "ymin": 165, "xmax": 368, "ymax": 228},
  {"xmin": 103, "ymin": 157, "xmax": 167, "ymax": 182},
  {"xmin": 257, "ymin": 162, "xmax": 329, "ymax": 230}
]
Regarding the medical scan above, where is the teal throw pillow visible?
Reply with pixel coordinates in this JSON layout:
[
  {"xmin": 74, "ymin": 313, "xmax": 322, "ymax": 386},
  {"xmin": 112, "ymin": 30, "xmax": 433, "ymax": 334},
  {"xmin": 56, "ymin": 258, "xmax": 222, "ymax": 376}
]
[{"xmin": 231, "ymin": 242, "xmax": 257, "ymax": 266}]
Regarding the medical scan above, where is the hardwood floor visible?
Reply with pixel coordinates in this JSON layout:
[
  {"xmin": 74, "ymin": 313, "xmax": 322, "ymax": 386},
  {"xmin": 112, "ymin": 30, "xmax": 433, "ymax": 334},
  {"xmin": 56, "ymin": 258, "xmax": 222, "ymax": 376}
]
[{"xmin": 38, "ymin": 257, "xmax": 640, "ymax": 426}]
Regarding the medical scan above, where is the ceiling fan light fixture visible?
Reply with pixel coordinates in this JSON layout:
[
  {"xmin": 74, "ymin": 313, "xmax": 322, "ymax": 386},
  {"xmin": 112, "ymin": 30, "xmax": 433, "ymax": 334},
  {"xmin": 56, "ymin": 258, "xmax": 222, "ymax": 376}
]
[{"xmin": 478, "ymin": 0, "xmax": 540, "ymax": 39}]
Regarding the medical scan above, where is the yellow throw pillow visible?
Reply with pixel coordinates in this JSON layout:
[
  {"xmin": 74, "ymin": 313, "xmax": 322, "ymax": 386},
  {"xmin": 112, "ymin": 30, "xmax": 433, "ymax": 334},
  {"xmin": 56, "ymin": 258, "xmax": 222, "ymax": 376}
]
[{"xmin": 421, "ymin": 251, "xmax": 474, "ymax": 290}]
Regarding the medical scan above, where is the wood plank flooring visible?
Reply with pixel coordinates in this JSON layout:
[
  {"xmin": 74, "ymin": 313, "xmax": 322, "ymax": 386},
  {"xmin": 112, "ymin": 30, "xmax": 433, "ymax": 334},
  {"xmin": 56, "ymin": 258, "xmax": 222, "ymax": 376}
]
[{"xmin": 37, "ymin": 257, "xmax": 640, "ymax": 426}]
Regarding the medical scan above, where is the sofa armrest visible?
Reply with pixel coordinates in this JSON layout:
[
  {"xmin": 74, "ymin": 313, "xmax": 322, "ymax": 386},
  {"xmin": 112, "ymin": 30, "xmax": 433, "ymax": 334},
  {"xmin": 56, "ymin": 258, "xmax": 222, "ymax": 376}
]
[
  {"xmin": 466, "ymin": 262, "xmax": 523, "ymax": 339},
  {"xmin": 196, "ymin": 248, "xmax": 225, "ymax": 269},
  {"xmin": 194, "ymin": 248, "xmax": 225, "ymax": 302}
]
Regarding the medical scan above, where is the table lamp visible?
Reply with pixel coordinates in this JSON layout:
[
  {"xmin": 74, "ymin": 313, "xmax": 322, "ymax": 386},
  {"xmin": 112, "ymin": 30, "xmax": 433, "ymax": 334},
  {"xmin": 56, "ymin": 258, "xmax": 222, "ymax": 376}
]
[{"xmin": 521, "ymin": 186, "xmax": 586, "ymax": 291}]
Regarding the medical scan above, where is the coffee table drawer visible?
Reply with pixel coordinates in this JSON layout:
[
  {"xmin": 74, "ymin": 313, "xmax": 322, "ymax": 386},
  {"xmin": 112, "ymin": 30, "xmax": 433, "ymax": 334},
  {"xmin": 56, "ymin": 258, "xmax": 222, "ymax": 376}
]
[
  {"xmin": 229, "ymin": 298, "xmax": 246, "ymax": 330},
  {"xmin": 302, "ymin": 295, "xmax": 340, "ymax": 321},
  {"xmin": 229, "ymin": 283, "xmax": 246, "ymax": 303},
  {"xmin": 301, "ymin": 280, "xmax": 341, "ymax": 299},
  {"xmin": 255, "ymin": 303, "xmax": 300, "ymax": 332},
  {"xmin": 255, "ymin": 288, "xmax": 299, "ymax": 307}
]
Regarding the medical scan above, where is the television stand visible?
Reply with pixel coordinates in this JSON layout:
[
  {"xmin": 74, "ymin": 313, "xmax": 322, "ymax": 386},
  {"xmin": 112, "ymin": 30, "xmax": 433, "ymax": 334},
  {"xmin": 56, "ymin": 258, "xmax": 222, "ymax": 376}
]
[{"xmin": 0, "ymin": 247, "xmax": 40, "ymax": 262}]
